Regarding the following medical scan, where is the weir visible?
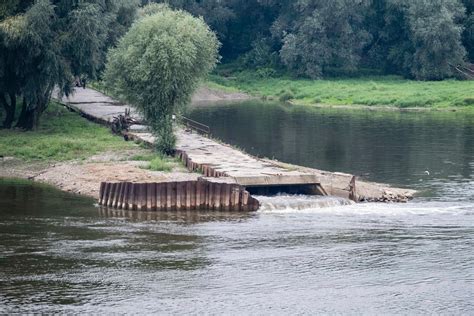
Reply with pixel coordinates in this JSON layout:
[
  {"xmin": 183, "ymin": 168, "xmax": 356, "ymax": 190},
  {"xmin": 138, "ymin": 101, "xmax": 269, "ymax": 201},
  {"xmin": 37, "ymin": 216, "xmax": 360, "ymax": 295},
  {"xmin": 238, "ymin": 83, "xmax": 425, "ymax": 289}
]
[{"xmin": 55, "ymin": 88, "xmax": 415, "ymax": 211}]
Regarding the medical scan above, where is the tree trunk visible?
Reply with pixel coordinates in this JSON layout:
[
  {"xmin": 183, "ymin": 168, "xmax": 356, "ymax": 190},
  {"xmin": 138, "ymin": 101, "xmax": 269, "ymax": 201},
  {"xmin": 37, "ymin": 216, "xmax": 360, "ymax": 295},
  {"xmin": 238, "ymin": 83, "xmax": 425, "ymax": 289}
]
[
  {"xmin": 16, "ymin": 97, "xmax": 36, "ymax": 130},
  {"xmin": 15, "ymin": 87, "xmax": 53, "ymax": 130},
  {"xmin": 16, "ymin": 94, "xmax": 50, "ymax": 130},
  {"xmin": 0, "ymin": 93, "xmax": 16, "ymax": 129}
]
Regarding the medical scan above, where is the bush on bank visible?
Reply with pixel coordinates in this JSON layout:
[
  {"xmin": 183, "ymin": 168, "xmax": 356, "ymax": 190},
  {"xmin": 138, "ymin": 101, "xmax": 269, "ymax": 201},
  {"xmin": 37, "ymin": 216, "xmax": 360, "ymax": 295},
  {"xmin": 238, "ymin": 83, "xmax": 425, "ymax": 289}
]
[{"xmin": 105, "ymin": 5, "xmax": 219, "ymax": 154}]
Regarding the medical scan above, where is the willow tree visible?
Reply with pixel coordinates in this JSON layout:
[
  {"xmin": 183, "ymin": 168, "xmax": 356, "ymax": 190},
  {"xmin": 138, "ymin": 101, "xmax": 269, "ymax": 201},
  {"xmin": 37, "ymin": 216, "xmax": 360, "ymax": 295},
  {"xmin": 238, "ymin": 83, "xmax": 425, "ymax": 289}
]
[
  {"xmin": 403, "ymin": 0, "xmax": 466, "ymax": 80},
  {"xmin": 0, "ymin": 0, "xmax": 138, "ymax": 130},
  {"xmin": 104, "ymin": 5, "xmax": 219, "ymax": 154},
  {"xmin": 276, "ymin": 0, "xmax": 371, "ymax": 78}
]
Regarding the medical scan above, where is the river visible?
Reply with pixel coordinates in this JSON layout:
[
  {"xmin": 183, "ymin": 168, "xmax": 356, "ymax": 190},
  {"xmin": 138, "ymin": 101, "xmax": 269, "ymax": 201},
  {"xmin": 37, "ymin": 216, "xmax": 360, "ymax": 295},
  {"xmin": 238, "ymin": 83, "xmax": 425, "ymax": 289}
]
[{"xmin": 0, "ymin": 101, "xmax": 473, "ymax": 313}]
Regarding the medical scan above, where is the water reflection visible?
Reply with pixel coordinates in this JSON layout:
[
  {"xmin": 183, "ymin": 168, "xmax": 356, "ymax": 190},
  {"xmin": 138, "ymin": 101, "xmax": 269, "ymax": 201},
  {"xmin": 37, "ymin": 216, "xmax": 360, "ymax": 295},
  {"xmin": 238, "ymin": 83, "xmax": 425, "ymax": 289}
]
[
  {"xmin": 98, "ymin": 207, "xmax": 256, "ymax": 223},
  {"xmin": 1, "ymin": 180, "xmax": 473, "ymax": 313},
  {"xmin": 188, "ymin": 101, "xmax": 474, "ymax": 200}
]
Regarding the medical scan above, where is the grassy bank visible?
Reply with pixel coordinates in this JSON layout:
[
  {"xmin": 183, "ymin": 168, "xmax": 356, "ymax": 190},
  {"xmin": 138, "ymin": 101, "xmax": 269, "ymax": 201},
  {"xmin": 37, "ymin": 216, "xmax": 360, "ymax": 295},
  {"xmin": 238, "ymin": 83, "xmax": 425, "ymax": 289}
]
[
  {"xmin": 0, "ymin": 101, "xmax": 177, "ymax": 171},
  {"xmin": 209, "ymin": 70, "xmax": 474, "ymax": 109},
  {"xmin": 0, "ymin": 101, "xmax": 135, "ymax": 161}
]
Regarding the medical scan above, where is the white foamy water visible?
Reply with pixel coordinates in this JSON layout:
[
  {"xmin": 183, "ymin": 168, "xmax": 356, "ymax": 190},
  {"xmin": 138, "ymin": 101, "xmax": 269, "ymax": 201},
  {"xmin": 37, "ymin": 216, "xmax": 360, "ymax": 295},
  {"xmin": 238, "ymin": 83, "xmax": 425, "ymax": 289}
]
[
  {"xmin": 256, "ymin": 194, "xmax": 474, "ymax": 219},
  {"xmin": 256, "ymin": 194, "xmax": 354, "ymax": 211}
]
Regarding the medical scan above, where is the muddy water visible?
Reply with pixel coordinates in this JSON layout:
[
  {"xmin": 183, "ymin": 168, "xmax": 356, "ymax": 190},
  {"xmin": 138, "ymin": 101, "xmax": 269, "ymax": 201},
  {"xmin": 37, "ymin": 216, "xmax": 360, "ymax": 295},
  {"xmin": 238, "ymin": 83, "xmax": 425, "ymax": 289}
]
[{"xmin": 1, "ymin": 102, "xmax": 473, "ymax": 313}]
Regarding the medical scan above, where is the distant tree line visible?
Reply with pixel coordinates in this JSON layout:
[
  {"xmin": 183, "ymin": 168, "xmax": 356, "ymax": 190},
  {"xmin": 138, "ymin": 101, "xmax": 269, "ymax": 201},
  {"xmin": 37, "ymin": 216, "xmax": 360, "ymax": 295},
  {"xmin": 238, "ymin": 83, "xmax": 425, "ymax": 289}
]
[
  {"xmin": 1, "ymin": 0, "xmax": 472, "ymax": 130},
  {"xmin": 145, "ymin": 0, "xmax": 473, "ymax": 80}
]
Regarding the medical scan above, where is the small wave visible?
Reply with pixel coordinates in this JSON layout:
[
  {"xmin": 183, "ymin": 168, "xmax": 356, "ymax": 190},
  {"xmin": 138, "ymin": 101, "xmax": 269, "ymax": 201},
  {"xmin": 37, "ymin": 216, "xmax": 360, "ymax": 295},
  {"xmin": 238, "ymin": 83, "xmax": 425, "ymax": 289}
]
[{"xmin": 256, "ymin": 194, "xmax": 354, "ymax": 212}]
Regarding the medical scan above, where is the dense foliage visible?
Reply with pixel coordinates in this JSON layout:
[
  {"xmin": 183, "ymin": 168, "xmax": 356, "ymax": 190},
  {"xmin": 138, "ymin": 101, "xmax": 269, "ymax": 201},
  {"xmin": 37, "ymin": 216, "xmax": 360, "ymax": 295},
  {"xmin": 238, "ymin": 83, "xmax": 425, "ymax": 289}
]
[
  {"xmin": 0, "ymin": 0, "xmax": 138, "ymax": 129},
  {"xmin": 105, "ymin": 5, "xmax": 219, "ymax": 153},
  {"xmin": 1, "ymin": 0, "xmax": 472, "ymax": 132},
  {"xmin": 146, "ymin": 0, "xmax": 473, "ymax": 80}
]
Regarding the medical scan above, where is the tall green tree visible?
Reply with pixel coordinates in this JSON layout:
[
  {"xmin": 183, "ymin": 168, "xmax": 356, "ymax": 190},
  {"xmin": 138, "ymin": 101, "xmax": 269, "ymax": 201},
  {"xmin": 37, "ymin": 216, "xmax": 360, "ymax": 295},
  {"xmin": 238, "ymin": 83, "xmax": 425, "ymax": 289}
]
[
  {"xmin": 143, "ymin": 0, "xmax": 471, "ymax": 79},
  {"xmin": 462, "ymin": 0, "xmax": 473, "ymax": 61},
  {"xmin": 0, "ymin": 0, "xmax": 139, "ymax": 130},
  {"xmin": 144, "ymin": 0, "xmax": 279, "ymax": 62},
  {"xmin": 275, "ymin": 0, "xmax": 371, "ymax": 78},
  {"xmin": 361, "ymin": 0, "xmax": 468, "ymax": 79},
  {"xmin": 0, "ymin": 0, "xmax": 66, "ymax": 129},
  {"xmin": 404, "ymin": 0, "xmax": 466, "ymax": 80},
  {"xmin": 105, "ymin": 5, "xmax": 219, "ymax": 154}
]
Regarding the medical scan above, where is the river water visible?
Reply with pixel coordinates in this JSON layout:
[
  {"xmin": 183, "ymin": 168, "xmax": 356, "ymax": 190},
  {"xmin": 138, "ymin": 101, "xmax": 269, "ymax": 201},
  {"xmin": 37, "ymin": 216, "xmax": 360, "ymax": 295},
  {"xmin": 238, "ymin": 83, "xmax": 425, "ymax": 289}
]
[{"xmin": 1, "ymin": 101, "xmax": 473, "ymax": 313}]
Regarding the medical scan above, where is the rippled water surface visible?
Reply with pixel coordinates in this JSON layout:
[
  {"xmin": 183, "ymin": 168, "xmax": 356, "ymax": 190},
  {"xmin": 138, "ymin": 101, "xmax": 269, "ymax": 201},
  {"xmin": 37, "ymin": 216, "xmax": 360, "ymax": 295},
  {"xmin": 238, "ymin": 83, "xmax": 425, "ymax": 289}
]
[
  {"xmin": 1, "ymin": 102, "xmax": 473, "ymax": 313},
  {"xmin": 189, "ymin": 102, "xmax": 474, "ymax": 202}
]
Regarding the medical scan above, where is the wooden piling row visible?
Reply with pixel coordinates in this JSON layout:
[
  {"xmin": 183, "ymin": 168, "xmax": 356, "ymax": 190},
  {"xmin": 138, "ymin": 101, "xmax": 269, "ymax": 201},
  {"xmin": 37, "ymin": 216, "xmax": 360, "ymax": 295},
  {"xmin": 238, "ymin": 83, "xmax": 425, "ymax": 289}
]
[{"xmin": 98, "ymin": 180, "xmax": 260, "ymax": 212}]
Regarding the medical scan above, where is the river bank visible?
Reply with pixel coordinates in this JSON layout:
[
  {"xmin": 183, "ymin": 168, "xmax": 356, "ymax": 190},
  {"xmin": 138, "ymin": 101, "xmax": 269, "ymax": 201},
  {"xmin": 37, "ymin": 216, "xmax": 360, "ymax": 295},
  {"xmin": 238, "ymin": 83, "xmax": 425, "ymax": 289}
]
[
  {"xmin": 0, "ymin": 85, "xmax": 250, "ymax": 199},
  {"xmin": 0, "ymin": 113, "xmax": 198, "ymax": 199},
  {"xmin": 209, "ymin": 69, "xmax": 474, "ymax": 111},
  {"xmin": 1, "ymin": 85, "xmax": 416, "ymax": 203}
]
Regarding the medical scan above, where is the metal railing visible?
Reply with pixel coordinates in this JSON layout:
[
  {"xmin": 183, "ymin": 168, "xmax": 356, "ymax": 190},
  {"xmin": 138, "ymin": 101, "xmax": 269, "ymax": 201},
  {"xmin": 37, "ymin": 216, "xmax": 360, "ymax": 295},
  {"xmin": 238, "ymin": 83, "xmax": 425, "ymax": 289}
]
[{"xmin": 179, "ymin": 116, "xmax": 211, "ymax": 136}]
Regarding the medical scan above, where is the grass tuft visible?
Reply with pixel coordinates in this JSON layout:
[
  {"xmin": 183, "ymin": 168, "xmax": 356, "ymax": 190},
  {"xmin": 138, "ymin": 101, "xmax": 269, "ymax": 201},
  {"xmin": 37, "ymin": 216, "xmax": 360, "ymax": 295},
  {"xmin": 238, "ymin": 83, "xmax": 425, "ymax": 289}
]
[
  {"xmin": 130, "ymin": 153, "xmax": 176, "ymax": 172},
  {"xmin": 143, "ymin": 156, "xmax": 173, "ymax": 172},
  {"xmin": 279, "ymin": 90, "xmax": 295, "ymax": 102}
]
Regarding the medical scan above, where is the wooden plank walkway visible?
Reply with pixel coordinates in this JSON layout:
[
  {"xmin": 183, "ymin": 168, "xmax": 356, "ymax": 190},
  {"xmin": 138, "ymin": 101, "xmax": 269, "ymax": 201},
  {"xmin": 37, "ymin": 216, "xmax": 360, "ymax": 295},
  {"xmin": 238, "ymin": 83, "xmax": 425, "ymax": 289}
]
[{"xmin": 57, "ymin": 88, "xmax": 322, "ymax": 190}]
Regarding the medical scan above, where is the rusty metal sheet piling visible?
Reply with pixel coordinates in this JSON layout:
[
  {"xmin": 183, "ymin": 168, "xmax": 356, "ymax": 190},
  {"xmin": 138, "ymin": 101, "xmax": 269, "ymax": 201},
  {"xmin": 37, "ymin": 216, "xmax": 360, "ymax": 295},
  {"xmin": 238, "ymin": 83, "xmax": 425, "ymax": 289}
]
[{"xmin": 98, "ymin": 179, "xmax": 259, "ymax": 212}]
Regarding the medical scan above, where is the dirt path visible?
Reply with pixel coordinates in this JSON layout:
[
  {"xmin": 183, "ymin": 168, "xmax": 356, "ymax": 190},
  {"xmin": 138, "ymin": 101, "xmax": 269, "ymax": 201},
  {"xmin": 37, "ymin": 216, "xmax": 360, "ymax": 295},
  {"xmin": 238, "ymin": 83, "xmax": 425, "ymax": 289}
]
[{"xmin": 191, "ymin": 86, "xmax": 252, "ymax": 104}]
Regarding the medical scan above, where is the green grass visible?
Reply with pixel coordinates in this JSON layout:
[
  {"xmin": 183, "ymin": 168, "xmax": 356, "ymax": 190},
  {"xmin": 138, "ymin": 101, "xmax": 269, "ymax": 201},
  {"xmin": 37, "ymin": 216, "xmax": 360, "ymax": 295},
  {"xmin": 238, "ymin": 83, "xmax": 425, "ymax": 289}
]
[
  {"xmin": 209, "ymin": 70, "xmax": 474, "ymax": 109},
  {"xmin": 146, "ymin": 157, "xmax": 173, "ymax": 172},
  {"xmin": 0, "ymin": 101, "xmax": 134, "ymax": 161},
  {"xmin": 130, "ymin": 153, "xmax": 177, "ymax": 172}
]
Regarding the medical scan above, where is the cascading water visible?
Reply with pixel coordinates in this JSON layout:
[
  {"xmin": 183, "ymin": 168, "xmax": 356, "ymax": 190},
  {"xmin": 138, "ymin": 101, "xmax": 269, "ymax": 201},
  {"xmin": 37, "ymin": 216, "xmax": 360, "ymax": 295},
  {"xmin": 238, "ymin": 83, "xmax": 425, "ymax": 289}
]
[{"xmin": 256, "ymin": 194, "xmax": 354, "ymax": 211}]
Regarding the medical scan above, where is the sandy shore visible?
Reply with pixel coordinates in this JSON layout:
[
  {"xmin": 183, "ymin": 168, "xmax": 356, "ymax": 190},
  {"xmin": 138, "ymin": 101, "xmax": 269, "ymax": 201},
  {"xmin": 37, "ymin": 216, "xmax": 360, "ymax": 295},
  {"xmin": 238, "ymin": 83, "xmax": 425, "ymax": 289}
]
[
  {"xmin": 0, "ymin": 149, "xmax": 199, "ymax": 199},
  {"xmin": 191, "ymin": 86, "xmax": 252, "ymax": 104}
]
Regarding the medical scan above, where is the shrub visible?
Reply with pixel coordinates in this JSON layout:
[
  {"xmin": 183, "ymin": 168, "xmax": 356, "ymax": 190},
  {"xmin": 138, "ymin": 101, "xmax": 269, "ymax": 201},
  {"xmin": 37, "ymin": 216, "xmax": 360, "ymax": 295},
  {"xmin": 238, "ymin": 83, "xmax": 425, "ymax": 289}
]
[
  {"xmin": 279, "ymin": 90, "xmax": 295, "ymax": 102},
  {"xmin": 256, "ymin": 67, "xmax": 277, "ymax": 78}
]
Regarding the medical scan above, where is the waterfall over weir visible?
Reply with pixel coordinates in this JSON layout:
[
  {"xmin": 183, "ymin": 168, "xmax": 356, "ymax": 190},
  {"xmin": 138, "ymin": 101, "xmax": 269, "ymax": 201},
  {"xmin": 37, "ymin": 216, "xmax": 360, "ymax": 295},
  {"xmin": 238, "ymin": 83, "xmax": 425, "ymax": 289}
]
[{"xmin": 256, "ymin": 194, "xmax": 354, "ymax": 211}]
